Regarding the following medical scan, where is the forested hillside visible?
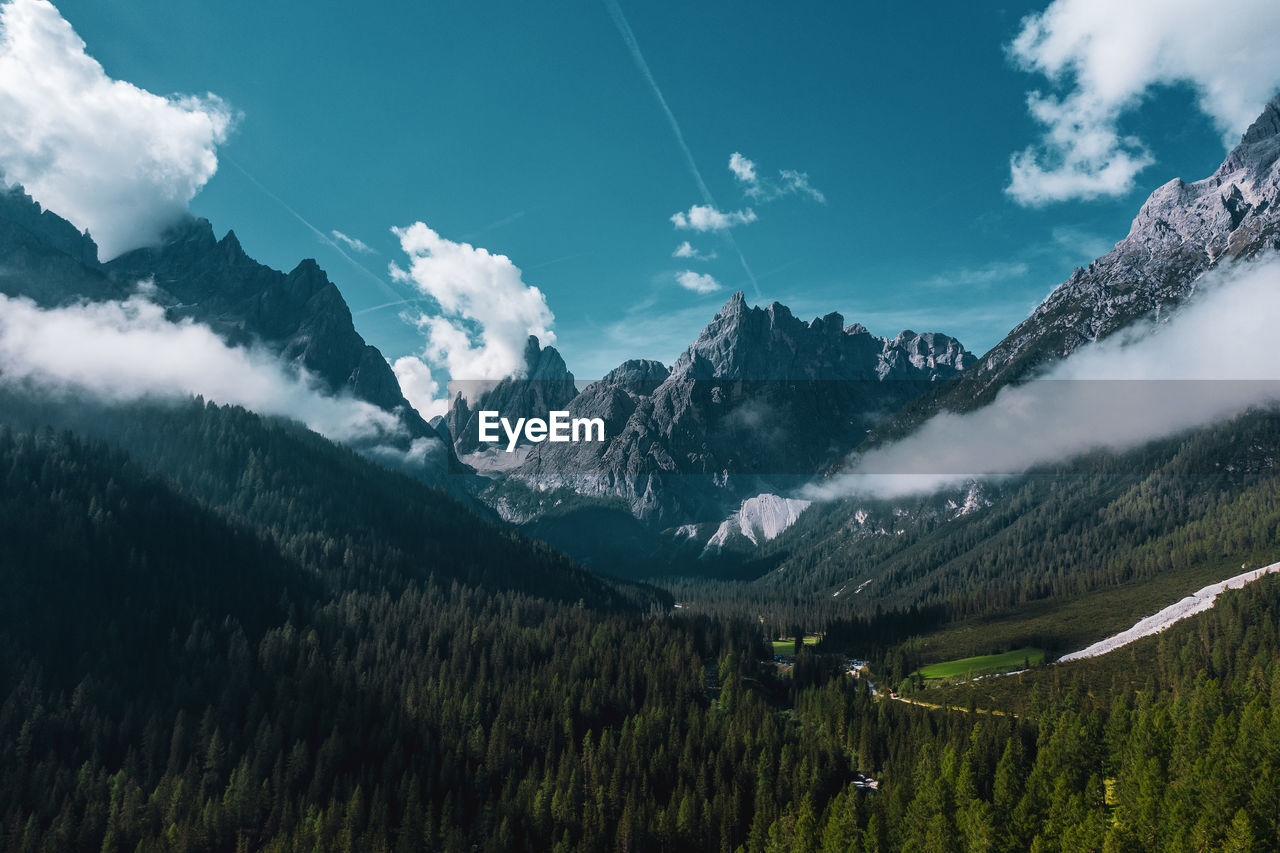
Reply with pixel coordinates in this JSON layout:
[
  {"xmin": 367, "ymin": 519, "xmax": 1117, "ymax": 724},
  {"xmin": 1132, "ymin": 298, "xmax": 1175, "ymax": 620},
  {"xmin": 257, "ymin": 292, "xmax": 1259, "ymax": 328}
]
[
  {"xmin": 6, "ymin": 434, "xmax": 1280, "ymax": 851},
  {"xmin": 0, "ymin": 393, "xmax": 653, "ymax": 609},
  {"xmin": 666, "ymin": 409, "xmax": 1280, "ymax": 658}
]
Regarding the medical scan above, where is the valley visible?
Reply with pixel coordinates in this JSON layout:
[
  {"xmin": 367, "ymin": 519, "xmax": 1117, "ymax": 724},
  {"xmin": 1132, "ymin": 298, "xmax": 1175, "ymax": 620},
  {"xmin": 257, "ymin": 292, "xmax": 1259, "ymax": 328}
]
[{"xmin": 2, "ymin": 6, "xmax": 1280, "ymax": 847}]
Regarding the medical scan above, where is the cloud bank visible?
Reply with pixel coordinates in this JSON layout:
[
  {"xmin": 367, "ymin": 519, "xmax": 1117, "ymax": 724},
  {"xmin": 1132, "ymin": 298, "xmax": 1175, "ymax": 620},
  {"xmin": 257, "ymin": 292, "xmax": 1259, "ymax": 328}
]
[
  {"xmin": 390, "ymin": 222, "xmax": 556, "ymax": 409},
  {"xmin": 0, "ymin": 0, "xmax": 233, "ymax": 259},
  {"xmin": 1007, "ymin": 0, "xmax": 1280, "ymax": 205},
  {"xmin": 807, "ymin": 255, "xmax": 1280, "ymax": 500},
  {"xmin": 0, "ymin": 290, "xmax": 416, "ymax": 449}
]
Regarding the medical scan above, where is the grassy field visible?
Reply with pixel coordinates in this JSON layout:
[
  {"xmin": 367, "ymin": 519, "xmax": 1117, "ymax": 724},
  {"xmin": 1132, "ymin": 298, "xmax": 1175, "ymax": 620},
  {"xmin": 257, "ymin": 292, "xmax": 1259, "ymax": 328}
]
[
  {"xmin": 917, "ymin": 648, "xmax": 1044, "ymax": 680},
  {"xmin": 772, "ymin": 636, "xmax": 819, "ymax": 656}
]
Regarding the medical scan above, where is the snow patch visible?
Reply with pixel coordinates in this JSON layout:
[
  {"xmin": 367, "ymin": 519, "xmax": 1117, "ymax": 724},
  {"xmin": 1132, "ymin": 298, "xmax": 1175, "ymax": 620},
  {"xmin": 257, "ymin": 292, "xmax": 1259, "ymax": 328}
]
[
  {"xmin": 1059, "ymin": 560, "xmax": 1280, "ymax": 662},
  {"xmin": 704, "ymin": 493, "xmax": 811, "ymax": 552}
]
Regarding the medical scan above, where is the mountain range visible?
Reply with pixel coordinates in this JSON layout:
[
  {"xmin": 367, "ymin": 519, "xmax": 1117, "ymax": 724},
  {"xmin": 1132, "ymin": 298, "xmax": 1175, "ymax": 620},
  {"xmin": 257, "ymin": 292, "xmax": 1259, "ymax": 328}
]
[{"xmin": 4, "ymin": 94, "xmax": 1280, "ymax": 592}]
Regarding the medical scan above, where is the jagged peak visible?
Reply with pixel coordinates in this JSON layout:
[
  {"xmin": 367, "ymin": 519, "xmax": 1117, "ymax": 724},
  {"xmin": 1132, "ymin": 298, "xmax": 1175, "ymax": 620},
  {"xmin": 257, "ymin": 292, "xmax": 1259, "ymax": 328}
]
[
  {"xmin": 289, "ymin": 257, "xmax": 323, "ymax": 276},
  {"xmin": 809, "ymin": 311, "xmax": 844, "ymax": 330},
  {"xmin": 1236, "ymin": 92, "xmax": 1280, "ymax": 149},
  {"xmin": 523, "ymin": 335, "xmax": 574, "ymax": 383},
  {"xmin": 719, "ymin": 290, "xmax": 748, "ymax": 315},
  {"xmin": 1216, "ymin": 91, "xmax": 1280, "ymax": 177},
  {"xmin": 219, "ymin": 229, "xmax": 244, "ymax": 253},
  {"xmin": 602, "ymin": 358, "xmax": 670, "ymax": 384}
]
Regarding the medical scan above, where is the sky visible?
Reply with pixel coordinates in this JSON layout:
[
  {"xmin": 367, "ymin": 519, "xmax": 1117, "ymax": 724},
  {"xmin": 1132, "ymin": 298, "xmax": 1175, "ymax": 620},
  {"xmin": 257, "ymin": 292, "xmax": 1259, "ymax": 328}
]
[{"xmin": 6, "ymin": 0, "xmax": 1278, "ymax": 417}]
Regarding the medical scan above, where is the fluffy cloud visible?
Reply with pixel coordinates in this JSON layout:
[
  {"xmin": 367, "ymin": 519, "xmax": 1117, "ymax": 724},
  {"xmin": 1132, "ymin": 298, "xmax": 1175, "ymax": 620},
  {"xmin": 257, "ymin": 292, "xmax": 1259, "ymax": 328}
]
[
  {"xmin": 807, "ymin": 255, "xmax": 1280, "ymax": 500},
  {"xmin": 670, "ymin": 204, "xmax": 758, "ymax": 232},
  {"xmin": 331, "ymin": 230, "xmax": 375, "ymax": 254},
  {"xmin": 0, "ymin": 290, "xmax": 409, "ymax": 446},
  {"xmin": 1007, "ymin": 0, "xmax": 1280, "ymax": 205},
  {"xmin": 0, "ymin": 0, "xmax": 233, "ymax": 259},
  {"xmin": 729, "ymin": 152, "xmax": 825, "ymax": 203},
  {"xmin": 390, "ymin": 222, "xmax": 555, "ymax": 396},
  {"xmin": 675, "ymin": 270, "xmax": 721, "ymax": 294},
  {"xmin": 728, "ymin": 152, "xmax": 757, "ymax": 185},
  {"xmin": 391, "ymin": 355, "xmax": 448, "ymax": 420},
  {"xmin": 673, "ymin": 241, "xmax": 716, "ymax": 261}
]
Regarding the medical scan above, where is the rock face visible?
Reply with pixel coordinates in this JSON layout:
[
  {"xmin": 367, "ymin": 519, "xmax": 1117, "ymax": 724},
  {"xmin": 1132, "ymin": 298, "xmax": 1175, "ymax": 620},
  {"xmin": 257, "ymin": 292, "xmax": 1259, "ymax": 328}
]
[
  {"xmin": 511, "ymin": 293, "xmax": 975, "ymax": 523},
  {"xmin": 0, "ymin": 190, "xmax": 431, "ymax": 440},
  {"xmin": 956, "ymin": 94, "xmax": 1280, "ymax": 408}
]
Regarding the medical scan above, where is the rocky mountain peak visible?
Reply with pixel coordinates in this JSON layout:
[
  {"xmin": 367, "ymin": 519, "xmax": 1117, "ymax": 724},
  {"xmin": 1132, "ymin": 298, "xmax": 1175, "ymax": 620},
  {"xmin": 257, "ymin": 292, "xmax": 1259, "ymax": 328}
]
[
  {"xmin": 909, "ymin": 93, "xmax": 1280, "ymax": 419},
  {"xmin": 523, "ymin": 335, "xmax": 573, "ymax": 382},
  {"xmin": 1218, "ymin": 92, "xmax": 1280, "ymax": 177},
  {"xmin": 602, "ymin": 359, "xmax": 670, "ymax": 384}
]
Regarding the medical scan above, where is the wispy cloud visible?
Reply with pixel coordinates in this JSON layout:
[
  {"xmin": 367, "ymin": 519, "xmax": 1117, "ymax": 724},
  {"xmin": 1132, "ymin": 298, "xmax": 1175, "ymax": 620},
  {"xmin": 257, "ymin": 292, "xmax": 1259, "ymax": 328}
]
[
  {"xmin": 331, "ymin": 229, "xmax": 375, "ymax": 254},
  {"xmin": 729, "ymin": 152, "xmax": 826, "ymax": 203},
  {"xmin": 923, "ymin": 260, "xmax": 1030, "ymax": 289},
  {"xmin": 673, "ymin": 241, "xmax": 716, "ymax": 261},
  {"xmin": 675, "ymin": 270, "xmax": 721, "ymax": 294},
  {"xmin": 0, "ymin": 0, "xmax": 233, "ymax": 259},
  {"xmin": 670, "ymin": 204, "xmax": 757, "ymax": 232},
  {"xmin": 1006, "ymin": 0, "xmax": 1280, "ymax": 205},
  {"xmin": 1049, "ymin": 226, "xmax": 1116, "ymax": 264}
]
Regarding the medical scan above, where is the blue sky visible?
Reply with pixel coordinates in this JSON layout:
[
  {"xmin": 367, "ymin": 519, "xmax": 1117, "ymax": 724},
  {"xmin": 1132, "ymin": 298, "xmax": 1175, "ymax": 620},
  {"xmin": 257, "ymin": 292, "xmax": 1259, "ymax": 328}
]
[{"xmin": 26, "ymin": 0, "xmax": 1263, "ymax": 386}]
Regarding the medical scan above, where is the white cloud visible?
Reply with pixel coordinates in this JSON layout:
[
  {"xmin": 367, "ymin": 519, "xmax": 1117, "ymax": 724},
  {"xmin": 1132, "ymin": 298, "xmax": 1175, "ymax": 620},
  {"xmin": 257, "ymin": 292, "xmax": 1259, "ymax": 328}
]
[
  {"xmin": 675, "ymin": 270, "xmax": 721, "ymax": 294},
  {"xmin": 331, "ymin": 229, "xmax": 375, "ymax": 254},
  {"xmin": 0, "ymin": 0, "xmax": 233, "ymax": 259},
  {"xmin": 729, "ymin": 152, "xmax": 825, "ymax": 203},
  {"xmin": 391, "ymin": 355, "xmax": 449, "ymax": 420},
  {"xmin": 729, "ymin": 152, "xmax": 758, "ymax": 186},
  {"xmin": 777, "ymin": 169, "xmax": 826, "ymax": 203},
  {"xmin": 1007, "ymin": 0, "xmax": 1280, "ymax": 205},
  {"xmin": 807, "ymin": 255, "xmax": 1280, "ymax": 500},
  {"xmin": 670, "ymin": 204, "xmax": 758, "ymax": 232},
  {"xmin": 0, "ymin": 290, "xmax": 411, "ymax": 446},
  {"xmin": 390, "ymin": 222, "xmax": 555, "ymax": 394},
  {"xmin": 673, "ymin": 241, "xmax": 716, "ymax": 261}
]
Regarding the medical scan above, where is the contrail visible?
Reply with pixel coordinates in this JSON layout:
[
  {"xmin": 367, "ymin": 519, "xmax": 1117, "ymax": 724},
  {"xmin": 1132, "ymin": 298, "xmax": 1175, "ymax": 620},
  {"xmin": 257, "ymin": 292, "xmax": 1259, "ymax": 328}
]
[
  {"xmin": 223, "ymin": 158, "xmax": 406, "ymax": 304},
  {"xmin": 353, "ymin": 296, "xmax": 433, "ymax": 317},
  {"xmin": 601, "ymin": 0, "xmax": 761, "ymax": 299}
]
